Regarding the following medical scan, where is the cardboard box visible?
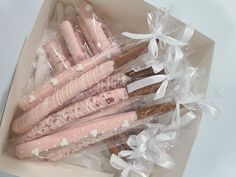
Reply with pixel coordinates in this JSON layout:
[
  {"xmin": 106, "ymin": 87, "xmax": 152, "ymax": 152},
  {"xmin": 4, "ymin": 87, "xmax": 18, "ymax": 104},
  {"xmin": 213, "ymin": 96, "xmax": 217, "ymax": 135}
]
[{"xmin": 0, "ymin": 0, "xmax": 214, "ymax": 176}]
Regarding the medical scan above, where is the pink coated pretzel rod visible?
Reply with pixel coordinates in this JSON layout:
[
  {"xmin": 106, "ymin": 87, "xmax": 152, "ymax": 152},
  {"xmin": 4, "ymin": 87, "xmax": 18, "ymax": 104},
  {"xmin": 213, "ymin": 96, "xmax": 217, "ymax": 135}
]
[
  {"xmin": 46, "ymin": 72, "xmax": 129, "ymax": 117},
  {"xmin": 12, "ymin": 61, "xmax": 115, "ymax": 134},
  {"xmin": 43, "ymin": 40, "xmax": 71, "ymax": 74},
  {"xmin": 74, "ymin": 29, "xmax": 92, "ymax": 58},
  {"xmin": 45, "ymin": 128, "xmax": 122, "ymax": 161},
  {"xmin": 60, "ymin": 20, "xmax": 87, "ymax": 63},
  {"xmin": 76, "ymin": 15, "xmax": 99, "ymax": 55},
  {"xmin": 18, "ymin": 46, "xmax": 120, "ymax": 112},
  {"xmin": 15, "ymin": 112, "xmax": 138, "ymax": 159},
  {"xmin": 69, "ymin": 73, "xmax": 129, "ymax": 104},
  {"xmin": 77, "ymin": 1, "xmax": 112, "ymax": 51},
  {"xmin": 18, "ymin": 88, "xmax": 128, "ymax": 143},
  {"xmin": 66, "ymin": 97, "xmax": 141, "ymax": 129}
]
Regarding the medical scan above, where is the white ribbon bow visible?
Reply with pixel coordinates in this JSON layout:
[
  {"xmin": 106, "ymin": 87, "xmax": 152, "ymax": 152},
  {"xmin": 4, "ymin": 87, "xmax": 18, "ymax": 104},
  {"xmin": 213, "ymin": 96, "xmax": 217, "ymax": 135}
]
[
  {"xmin": 122, "ymin": 10, "xmax": 193, "ymax": 58},
  {"xmin": 117, "ymin": 111, "xmax": 197, "ymax": 170},
  {"xmin": 132, "ymin": 45, "xmax": 182, "ymax": 75},
  {"xmin": 110, "ymin": 154, "xmax": 148, "ymax": 177},
  {"xmin": 172, "ymin": 94, "xmax": 218, "ymax": 128},
  {"xmin": 127, "ymin": 68, "xmax": 183, "ymax": 100},
  {"xmin": 123, "ymin": 32, "xmax": 186, "ymax": 58}
]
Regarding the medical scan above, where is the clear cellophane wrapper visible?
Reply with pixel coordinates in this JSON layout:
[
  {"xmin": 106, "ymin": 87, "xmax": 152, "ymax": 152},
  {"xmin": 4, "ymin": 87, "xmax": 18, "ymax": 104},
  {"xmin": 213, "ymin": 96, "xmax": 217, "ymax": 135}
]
[{"xmin": 7, "ymin": 1, "xmax": 219, "ymax": 177}]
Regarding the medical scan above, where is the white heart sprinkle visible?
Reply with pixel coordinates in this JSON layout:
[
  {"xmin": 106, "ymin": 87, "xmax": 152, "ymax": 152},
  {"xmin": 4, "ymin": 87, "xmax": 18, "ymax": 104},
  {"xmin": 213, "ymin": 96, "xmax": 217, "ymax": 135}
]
[
  {"xmin": 85, "ymin": 4, "xmax": 92, "ymax": 12},
  {"xmin": 75, "ymin": 64, "xmax": 84, "ymax": 72},
  {"xmin": 106, "ymin": 53, "xmax": 112, "ymax": 59},
  {"xmin": 90, "ymin": 129, "xmax": 98, "ymax": 137},
  {"xmin": 29, "ymin": 95, "xmax": 36, "ymax": 103},
  {"xmin": 60, "ymin": 138, "xmax": 69, "ymax": 147},
  {"xmin": 121, "ymin": 120, "xmax": 129, "ymax": 128},
  {"xmin": 31, "ymin": 148, "xmax": 40, "ymax": 156},
  {"xmin": 50, "ymin": 78, "xmax": 59, "ymax": 86}
]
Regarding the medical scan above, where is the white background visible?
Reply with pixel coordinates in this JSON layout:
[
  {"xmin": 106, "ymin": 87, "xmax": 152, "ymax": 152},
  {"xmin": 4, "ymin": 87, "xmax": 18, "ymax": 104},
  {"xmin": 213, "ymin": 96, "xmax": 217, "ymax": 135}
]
[{"xmin": 0, "ymin": 0, "xmax": 235, "ymax": 177}]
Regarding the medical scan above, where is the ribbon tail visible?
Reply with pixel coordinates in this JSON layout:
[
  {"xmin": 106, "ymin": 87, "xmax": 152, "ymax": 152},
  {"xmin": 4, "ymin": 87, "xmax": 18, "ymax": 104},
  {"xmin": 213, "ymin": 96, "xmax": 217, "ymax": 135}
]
[
  {"xmin": 199, "ymin": 101, "xmax": 219, "ymax": 118},
  {"xmin": 148, "ymin": 38, "xmax": 158, "ymax": 57},
  {"xmin": 179, "ymin": 25, "xmax": 195, "ymax": 43},
  {"xmin": 122, "ymin": 32, "xmax": 152, "ymax": 40},
  {"xmin": 118, "ymin": 150, "xmax": 133, "ymax": 158},
  {"xmin": 179, "ymin": 111, "xmax": 197, "ymax": 128},
  {"xmin": 154, "ymin": 79, "xmax": 168, "ymax": 100},
  {"xmin": 174, "ymin": 47, "xmax": 184, "ymax": 63},
  {"xmin": 110, "ymin": 154, "xmax": 128, "ymax": 171},
  {"xmin": 121, "ymin": 167, "xmax": 131, "ymax": 177},
  {"xmin": 158, "ymin": 34, "xmax": 187, "ymax": 46},
  {"xmin": 152, "ymin": 60, "xmax": 165, "ymax": 74},
  {"xmin": 171, "ymin": 102, "xmax": 180, "ymax": 128},
  {"xmin": 127, "ymin": 75, "xmax": 166, "ymax": 93}
]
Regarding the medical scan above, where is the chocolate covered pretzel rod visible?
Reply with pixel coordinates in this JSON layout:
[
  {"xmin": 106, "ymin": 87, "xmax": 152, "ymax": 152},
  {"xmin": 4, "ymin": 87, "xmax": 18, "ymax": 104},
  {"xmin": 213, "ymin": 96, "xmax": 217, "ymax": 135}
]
[
  {"xmin": 15, "ymin": 112, "xmax": 138, "ymax": 159},
  {"xmin": 42, "ymin": 102, "xmax": 176, "ymax": 161},
  {"xmin": 60, "ymin": 20, "xmax": 87, "ymax": 63},
  {"xmin": 19, "ymin": 88, "xmax": 128, "ymax": 143},
  {"xmin": 18, "ymin": 46, "xmax": 120, "ymax": 112},
  {"xmin": 77, "ymin": 1, "xmax": 112, "ymax": 51},
  {"xmin": 43, "ymin": 40, "xmax": 71, "ymax": 74},
  {"xmin": 12, "ymin": 61, "xmax": 115, "ymax": 134}
]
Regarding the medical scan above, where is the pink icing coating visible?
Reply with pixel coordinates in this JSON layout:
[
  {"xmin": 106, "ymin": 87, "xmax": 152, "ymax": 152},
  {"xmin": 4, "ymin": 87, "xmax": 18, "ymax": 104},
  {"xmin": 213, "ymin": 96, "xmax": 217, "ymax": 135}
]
[
  {"xmin": 15, "ymin": 112, "xmax": 138, "ymax": 159},
  {"xmin": 60, "ymin": 20, "xmax": 86, "ymax": 63},
  {"xmin": 74, "ymin": 29, "xmax": 91, "ymax": 58},
  {"xmin": 76, "ymin": 15, "xmax": 99, "ymax": 55},
  {"xmin": 43, "ymin": 40, "xmax": 71, "ymax": 74},
  {"xmin": 68, "ymin": 97, "xmax": 140, "ymax": 127},
  {"xmin": 19, "ymin": 88, "xmax": 128, "ymax": 143},
  {"xmin": 77, "ymin": 1, "xmax": 112, "ymax": 51},
  {"xmin": 12, "ymin": 61, "xmax": 115, "ymax": 134},
  {"xmin": 69, "ymin": 73, "xmax": 129, "ymax": 104},
  {"xmin": 18, "ymin": 46, "xmax": 120, "ymax": 112},
  {"xmin": 45, "ymin": 128, "xmax": 122, "ymax": 161}
]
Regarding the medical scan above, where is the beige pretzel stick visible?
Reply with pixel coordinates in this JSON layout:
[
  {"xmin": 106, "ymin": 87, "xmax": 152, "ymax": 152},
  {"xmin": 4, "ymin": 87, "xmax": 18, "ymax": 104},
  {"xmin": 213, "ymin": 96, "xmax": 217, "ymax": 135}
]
[
  {"xmin": 18, "ymin": 46, "xmax": 120, "ymax": 112},
  {"xmin": 12, "ymin": 61, "xmax": 115, "ymax": 134},
  {"xmin": 76, "ymin": 1, "xmax": 112, "ymax": 51},
  {"xmin": 60, "ymin": 20, "xmax": 87, "ymax": 63},
  {"xmin": 18, "ymin": 88, "xmax": 129, "ymax": 143},
  {"xmin": 43, "ymin": 40, "xmax": 71, "ymax": 74}
]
